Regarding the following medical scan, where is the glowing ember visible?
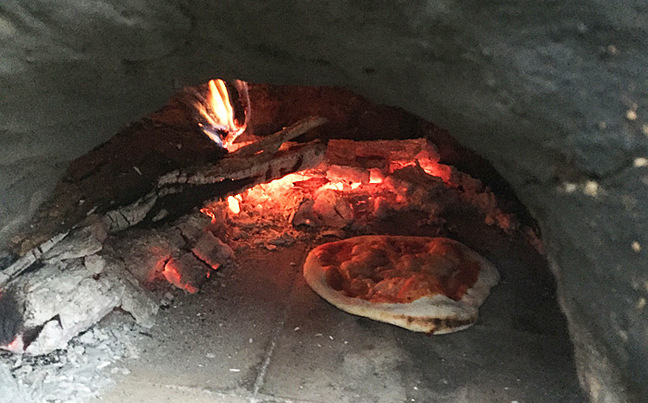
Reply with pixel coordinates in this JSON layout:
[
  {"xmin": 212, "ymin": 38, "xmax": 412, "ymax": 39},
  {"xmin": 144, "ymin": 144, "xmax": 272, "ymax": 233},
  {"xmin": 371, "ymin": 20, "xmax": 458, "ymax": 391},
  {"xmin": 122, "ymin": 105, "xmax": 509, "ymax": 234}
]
[
  {"xmin": 242, "ymin": 172, "xmax": 314, "ymax": 207},
  {"xmin": 369, "ymin": 168, "xmax": 384, "ymax": 184},
  {"xmin": 5, "ymin": 335, "xmax": 24, "ymax": 353},
  {"xmin": 200, "ymin": 207, "xmax": 217, "ymax": 222},
  {"xmin": 418, "ymin": 159, "xmax": 452, "ymax": 182},
  {"xmin": 227, "ymin": 195, "xmax": 241, "ymax": 214},
  {"xmin": 200, "ymin": 139, "xmax": 458, "ymax": 233},
  {"xmin": 163, "ymin": 260, "xmax": 199, "ymax": 294},
  {"xmin": 196, "ymin": 139, "xmax": 492, "ymax": 246},
  {"xmin": 319, "ymin": 181, "xmax": 346, "ymax": 191},
  {"xmin": 194, "ymin": 78, "xmax": 249, "ymax": 151}
]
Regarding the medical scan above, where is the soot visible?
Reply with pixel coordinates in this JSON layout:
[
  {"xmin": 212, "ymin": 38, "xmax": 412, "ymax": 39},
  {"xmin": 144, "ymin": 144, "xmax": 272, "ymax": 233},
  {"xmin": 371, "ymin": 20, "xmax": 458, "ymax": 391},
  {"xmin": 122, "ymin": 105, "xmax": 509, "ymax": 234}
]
[{"xmin": 0, "ymin": 289, "xmax": 22, "ymax": 345}]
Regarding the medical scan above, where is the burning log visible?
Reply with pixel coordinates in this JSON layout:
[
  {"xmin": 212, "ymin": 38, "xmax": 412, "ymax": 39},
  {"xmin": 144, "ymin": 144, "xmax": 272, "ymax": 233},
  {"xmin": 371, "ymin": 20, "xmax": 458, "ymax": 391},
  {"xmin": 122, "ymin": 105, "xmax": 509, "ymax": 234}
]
[
  {"xmin": 9, "ymin": 116, "xmax": 327, "ymax": 257},
  {"xmin": 110, "ymin": 133, "xmax": 327, "ymax": 233},
  {"xmin": 230, "ymin": 116, "xmax": 326, "ymax": 157},
  {"xmin": 0, "ymin": 115, "xmax": 326, "ymax": 355},
  {"xmin": 95, "ymin": 117, "xmax": 329, "ymax": 234},
  {"xmin": 158, "ymin": 116, "xmax": 327, "ymax": 184},
  {"xmin": 156, "ymin": 230, "xmax": 236, "ymax": 294}
]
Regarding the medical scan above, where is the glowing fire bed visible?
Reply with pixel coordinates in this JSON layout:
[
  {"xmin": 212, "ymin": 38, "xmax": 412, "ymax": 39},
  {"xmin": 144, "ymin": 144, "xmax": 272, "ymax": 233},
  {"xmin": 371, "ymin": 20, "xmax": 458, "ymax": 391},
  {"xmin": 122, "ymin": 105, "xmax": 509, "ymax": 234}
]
[{"xmin": 0, "ymin": 79, "xmax": 540, "ymax": 355}]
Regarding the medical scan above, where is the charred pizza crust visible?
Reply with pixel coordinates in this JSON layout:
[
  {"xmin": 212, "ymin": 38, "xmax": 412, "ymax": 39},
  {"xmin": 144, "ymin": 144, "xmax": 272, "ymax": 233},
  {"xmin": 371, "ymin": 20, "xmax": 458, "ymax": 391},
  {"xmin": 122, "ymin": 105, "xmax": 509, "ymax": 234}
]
[{"xmin": 303, "ymin": 235, "xmax": 499, "ymax": 334}]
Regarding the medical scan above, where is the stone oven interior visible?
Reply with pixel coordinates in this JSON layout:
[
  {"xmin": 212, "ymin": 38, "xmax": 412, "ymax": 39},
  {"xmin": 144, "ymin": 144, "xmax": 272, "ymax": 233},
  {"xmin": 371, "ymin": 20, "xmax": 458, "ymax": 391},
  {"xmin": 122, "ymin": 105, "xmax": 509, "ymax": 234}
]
[
  {"xmin": 0, "ymin": 2, "xmax": 646, "ymax": 402},
  {"xmin": 0, "ymin": 81, "xmax": 584, "ymax": 402}
]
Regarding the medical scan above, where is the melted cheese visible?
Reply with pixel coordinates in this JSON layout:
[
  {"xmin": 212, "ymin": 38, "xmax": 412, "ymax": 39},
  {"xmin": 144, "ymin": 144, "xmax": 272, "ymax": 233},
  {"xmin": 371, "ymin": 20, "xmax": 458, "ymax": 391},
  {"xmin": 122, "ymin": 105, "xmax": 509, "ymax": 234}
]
[{"xmin": 321, "ymin": 237, "xmax": 481, "ymax": 303}]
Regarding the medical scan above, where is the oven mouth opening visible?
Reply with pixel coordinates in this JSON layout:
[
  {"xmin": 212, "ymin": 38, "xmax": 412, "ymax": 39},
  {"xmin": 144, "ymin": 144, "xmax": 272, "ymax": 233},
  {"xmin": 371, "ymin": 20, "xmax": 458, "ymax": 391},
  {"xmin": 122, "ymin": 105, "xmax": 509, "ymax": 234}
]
[{"xmin": 0, "ymin": 79, "xmax": 583, "ymax": 402}]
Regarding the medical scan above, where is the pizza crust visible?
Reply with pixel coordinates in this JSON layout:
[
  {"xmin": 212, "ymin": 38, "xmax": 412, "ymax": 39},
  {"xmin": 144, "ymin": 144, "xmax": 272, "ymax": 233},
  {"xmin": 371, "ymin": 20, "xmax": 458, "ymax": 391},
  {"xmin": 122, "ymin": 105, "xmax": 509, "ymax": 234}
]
[{"xmin": 303, "ymin": 236, "xmax": 499, "ymax": 334}]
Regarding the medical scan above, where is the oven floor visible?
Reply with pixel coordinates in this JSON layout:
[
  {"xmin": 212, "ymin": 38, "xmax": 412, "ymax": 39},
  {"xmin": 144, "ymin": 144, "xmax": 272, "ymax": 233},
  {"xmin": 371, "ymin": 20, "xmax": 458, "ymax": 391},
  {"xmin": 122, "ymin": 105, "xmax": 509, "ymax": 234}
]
[{"xmin": 94, "ymin": 242, "xmax": 585, "ymax": 403}]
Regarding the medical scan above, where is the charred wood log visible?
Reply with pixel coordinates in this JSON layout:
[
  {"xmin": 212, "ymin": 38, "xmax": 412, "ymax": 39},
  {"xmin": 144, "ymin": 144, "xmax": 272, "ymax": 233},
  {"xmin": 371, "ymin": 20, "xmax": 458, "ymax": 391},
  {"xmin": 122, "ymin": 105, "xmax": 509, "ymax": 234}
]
[
  {"xmin": 0, "ymin": 116, "xmax": 326, "ymax": 355},
  {"xmin": 231, "ymin": 116, "xmax": 326, "ymax": 157},
  {"xmin": 106, "ymin": 138, "xmax": 326, "ymax": 233},
  {"xmin": 0, "ymin": 218, "xmax": 158, "ymax": 355},
  {"xmin": 9, "ymin": 109, "xmax": 325, "ymax": 256},
  {"xmin": 9, "ymin": 116, "xmax": 326, "ymax": 254}
]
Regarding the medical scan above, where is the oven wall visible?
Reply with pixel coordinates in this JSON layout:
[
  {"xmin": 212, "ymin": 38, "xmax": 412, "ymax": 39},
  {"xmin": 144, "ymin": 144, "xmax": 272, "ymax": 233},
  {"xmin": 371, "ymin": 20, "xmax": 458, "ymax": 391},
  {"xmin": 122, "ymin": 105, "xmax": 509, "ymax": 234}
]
[{"xmin": 1, "ymin": 1, "xmax": 646, "ymax": 401}]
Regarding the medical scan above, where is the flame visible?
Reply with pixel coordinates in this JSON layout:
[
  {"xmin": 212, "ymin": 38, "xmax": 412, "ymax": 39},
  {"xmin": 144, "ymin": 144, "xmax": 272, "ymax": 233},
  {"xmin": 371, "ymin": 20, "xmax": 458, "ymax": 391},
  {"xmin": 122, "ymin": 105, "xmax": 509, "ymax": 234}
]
[{"xmin": 195, "ymin": 79, "xmax": 248, "ymax": 151}]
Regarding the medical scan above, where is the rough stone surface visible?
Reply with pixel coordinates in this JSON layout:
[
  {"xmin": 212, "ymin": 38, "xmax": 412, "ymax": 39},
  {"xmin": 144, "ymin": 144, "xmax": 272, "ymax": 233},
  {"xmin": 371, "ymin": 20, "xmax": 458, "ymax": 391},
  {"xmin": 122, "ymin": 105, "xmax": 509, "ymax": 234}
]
[
  {"xmin": 0, "ymin": 1, "xmax": 646, "ymax": 401},
  {"xmin": 96, "ymin": 242, "xmax": 583, "ymax": 403}
]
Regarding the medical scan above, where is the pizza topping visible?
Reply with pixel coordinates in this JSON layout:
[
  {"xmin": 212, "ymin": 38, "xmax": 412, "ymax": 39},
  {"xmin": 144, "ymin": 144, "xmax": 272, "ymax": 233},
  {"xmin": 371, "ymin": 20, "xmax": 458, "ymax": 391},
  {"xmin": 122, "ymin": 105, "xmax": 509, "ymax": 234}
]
[
  {"xmin": 303, "ymin": 235, "xmax": 499, "ymax": 334},
  {"xmin": 319, "ymin": 237, "xmax": 481, "ymax": 303},
  {"xmin": 324, "ymin": 265, "xmax": 345, "ymax": 291}
]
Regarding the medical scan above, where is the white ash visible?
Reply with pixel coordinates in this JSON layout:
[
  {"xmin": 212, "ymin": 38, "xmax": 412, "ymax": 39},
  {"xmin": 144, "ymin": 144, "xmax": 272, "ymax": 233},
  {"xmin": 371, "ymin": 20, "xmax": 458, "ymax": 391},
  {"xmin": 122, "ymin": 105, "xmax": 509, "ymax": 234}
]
[{"xmin": 0, "ymin": 313, "xmax": 144, "ymax": 403}]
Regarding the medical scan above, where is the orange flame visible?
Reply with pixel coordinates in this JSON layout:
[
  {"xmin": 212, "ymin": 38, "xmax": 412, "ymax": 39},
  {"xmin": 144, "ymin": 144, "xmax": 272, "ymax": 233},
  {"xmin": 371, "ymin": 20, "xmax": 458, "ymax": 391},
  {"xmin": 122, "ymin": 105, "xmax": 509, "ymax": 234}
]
[{"xmin": 195, "ymin": 79, "xmax": 248, "ymax": 151}]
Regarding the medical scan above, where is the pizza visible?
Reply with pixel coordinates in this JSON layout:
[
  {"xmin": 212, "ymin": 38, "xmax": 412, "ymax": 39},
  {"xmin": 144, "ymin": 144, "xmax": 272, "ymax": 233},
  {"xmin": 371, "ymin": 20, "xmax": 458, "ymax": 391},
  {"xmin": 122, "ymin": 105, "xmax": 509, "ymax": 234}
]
[{"xmin": 303, "ymin": 235, "xmax": 499, "ymax": 334}]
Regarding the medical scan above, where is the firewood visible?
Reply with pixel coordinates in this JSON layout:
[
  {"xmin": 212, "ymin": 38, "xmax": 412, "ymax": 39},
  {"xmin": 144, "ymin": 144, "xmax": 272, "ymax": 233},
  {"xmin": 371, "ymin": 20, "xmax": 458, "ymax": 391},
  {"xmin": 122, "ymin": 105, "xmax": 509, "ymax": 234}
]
[
  {"xmin": 0, "ymin": 232, "xmax": 68, "ymax": 288},
  {"xmin": 105, "ymin": 139, "xmax": 327, "ymax": 233},
  {"xmin": 9, "ymin": 117, "xmax": 327, "ymax": 256},
  {"xmin": 3, "ymin": 131, "xmax": 325, "ymax": 282},
  {"xmin": 0, "ymin": 218, "xmax": 157, "ymax": 355},
  {"xmin": 0, "ymin": 118, "xmax": 327, "ymax": 355},
  {"xmin": 231, "ymin": 116, "xmax": 327, "ymax": 157}
]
